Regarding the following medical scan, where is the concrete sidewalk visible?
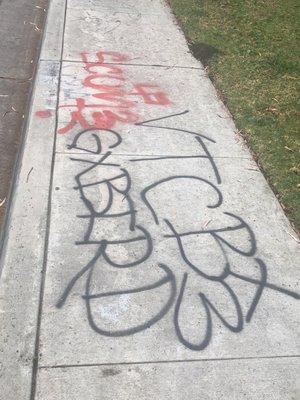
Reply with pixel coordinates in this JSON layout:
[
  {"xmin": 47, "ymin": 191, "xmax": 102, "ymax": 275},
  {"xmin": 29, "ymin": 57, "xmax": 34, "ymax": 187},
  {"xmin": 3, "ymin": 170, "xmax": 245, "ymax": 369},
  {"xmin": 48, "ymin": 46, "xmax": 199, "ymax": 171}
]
[{"xmin": 0, "ymin": 1, "xmax": 299, "ymax": 399}]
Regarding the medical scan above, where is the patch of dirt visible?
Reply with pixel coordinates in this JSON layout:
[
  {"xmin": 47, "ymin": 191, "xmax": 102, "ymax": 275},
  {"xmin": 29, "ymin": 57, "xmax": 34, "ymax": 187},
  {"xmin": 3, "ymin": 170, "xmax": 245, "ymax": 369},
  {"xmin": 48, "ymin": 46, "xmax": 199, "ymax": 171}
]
[{"xmin": 189, "ymin": 42, "xmax": 221, "ymax": 68}]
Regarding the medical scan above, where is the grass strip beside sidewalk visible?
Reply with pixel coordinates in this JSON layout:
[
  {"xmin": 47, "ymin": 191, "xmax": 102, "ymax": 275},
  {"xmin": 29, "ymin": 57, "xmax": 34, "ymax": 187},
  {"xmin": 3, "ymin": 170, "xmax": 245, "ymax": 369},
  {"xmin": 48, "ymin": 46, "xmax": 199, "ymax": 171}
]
[{"xmin": 169, "ymin": 0, "xmax": 300, "ymax": 230}]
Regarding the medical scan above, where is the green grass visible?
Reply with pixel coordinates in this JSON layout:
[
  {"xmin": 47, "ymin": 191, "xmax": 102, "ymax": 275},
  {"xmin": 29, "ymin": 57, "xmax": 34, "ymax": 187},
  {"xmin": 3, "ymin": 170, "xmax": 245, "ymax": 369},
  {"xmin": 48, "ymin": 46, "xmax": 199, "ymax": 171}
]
[{"xmin": 169, "ymin": 0, "xmax": 300, "ymax": 230}]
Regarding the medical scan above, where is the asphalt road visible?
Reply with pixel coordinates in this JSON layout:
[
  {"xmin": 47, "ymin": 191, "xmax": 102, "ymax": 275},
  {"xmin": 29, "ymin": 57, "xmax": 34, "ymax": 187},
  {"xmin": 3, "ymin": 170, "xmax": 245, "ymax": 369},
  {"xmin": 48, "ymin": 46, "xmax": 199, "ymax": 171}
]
[{"xmin": 0, "ymin": 0, "xmax": 48, "ymax": 232}]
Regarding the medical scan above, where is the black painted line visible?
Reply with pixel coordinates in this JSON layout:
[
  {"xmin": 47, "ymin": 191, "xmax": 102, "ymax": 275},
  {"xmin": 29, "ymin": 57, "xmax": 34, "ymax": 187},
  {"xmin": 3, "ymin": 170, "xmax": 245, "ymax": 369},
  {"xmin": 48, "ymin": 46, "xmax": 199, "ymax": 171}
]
[
  {"xmin": 39, "ymin": 354, "xmax": 300, "ymax": 370},
  {"xmin": 30, "ymin": 1, "xmax": 69, "ymax": 399}
]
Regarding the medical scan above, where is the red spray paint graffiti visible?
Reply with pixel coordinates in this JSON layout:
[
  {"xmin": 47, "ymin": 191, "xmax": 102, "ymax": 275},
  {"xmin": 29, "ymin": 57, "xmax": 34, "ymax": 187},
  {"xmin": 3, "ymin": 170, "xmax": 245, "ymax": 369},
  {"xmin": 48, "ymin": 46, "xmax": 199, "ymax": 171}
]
[{"xmin": 36, "ymin": 51, "xmax": 171, "ymax": 134}]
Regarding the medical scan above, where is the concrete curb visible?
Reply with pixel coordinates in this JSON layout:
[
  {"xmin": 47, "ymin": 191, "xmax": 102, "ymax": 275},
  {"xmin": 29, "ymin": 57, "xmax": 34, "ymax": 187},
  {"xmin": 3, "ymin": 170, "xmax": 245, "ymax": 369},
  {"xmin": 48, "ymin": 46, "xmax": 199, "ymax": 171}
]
[{"xmin": 0, "ymin": 1, "xmax": 65, "ymax": 398}]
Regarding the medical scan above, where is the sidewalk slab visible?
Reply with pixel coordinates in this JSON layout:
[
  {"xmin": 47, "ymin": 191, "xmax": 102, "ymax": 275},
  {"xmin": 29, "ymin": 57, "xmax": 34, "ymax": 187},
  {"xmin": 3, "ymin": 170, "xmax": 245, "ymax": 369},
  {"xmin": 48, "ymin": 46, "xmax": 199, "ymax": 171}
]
[
  {"xmin": 68, "ymin": 0, "xmax": 175, "ymax": 14},
  {"xmin": 55, "ymin": 61, "xmax": 245, "ymax": 158},
  {"xmin": 38, "ymin": 153, "xmax": 299, "ymax": 366},
  {"xmin": 36, "ymin": 358, "xmax": 300, "ymax": 400},
  {"xmin": 63, "ymin": 2, "xmax": 199, "ymax": 66}
]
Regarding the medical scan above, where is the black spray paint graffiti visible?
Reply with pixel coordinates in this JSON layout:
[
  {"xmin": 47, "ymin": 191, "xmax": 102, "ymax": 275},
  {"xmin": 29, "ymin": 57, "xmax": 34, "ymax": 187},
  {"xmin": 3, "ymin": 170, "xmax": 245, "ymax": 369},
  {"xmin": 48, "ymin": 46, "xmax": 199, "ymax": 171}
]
[{"xmin": 56, "ymin": 111, "xmax": 299, "ymax": 351}]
